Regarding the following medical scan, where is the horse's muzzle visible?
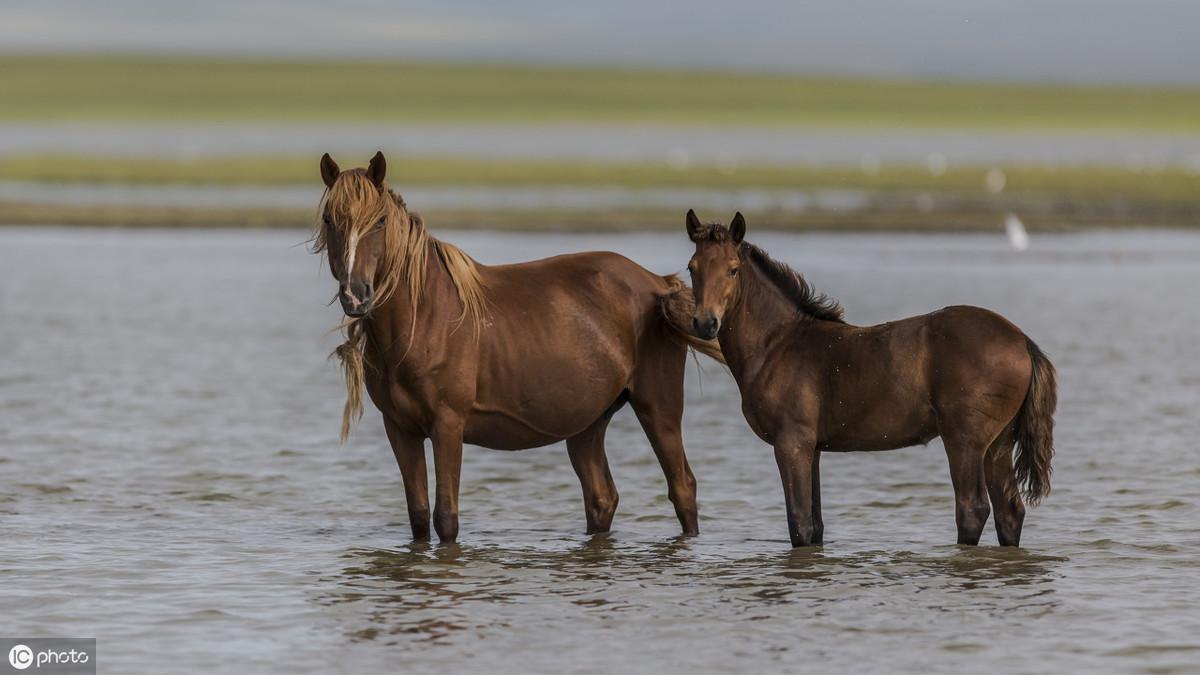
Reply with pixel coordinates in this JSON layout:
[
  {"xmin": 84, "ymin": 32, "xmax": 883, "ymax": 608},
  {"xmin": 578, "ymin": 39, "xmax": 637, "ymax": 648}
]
[
  {"xmin": 339, "ymin": 282, "xmax": 373, "ymax": 317},
  {"xmin": 693, "ymin": 314, "xmax": 719, "ymax": 340}
]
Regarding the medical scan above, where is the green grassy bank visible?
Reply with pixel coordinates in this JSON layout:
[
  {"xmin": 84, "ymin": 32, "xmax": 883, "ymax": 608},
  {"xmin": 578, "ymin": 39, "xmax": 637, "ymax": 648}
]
[
  {"xmin": 2, "ymin": 153, "xmax": 1197, "ymax": 200},
  {"xmin": 4, "ymin": 55, "xmax": 1200, "ymax": 130}
]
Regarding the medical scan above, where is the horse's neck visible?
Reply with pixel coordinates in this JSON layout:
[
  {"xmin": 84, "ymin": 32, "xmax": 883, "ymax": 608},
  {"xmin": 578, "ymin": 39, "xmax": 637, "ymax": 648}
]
[
  {"xmin": 719, "ymin": 268, "xmax": 801, "ymax": 379},
  {"xmin": 365, "ymin": 241, "xmax": 454, "ymax": 359}
]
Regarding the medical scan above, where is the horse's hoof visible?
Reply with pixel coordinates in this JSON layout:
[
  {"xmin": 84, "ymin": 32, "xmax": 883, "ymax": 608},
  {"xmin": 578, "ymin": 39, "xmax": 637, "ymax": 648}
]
[{"xmin": 789, "ymin": 531, "xmax": 822, "ymax": 548}]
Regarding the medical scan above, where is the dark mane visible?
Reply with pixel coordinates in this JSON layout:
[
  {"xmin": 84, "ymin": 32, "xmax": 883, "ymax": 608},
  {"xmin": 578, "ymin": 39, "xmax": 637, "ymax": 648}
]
[
  {"xmin": 691, "ymin": 223, "xmax": 845, "ymax": 322},
  {"xmin": 741, "ymin": 243, "xmax": 845, "ymax": 322}
]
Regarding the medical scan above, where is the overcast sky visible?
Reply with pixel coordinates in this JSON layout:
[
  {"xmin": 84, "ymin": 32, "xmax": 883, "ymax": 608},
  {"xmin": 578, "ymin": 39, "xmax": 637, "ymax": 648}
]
[{"xmin": 3, "ymin": 0, "xmax": 1198, "ymax": 85}]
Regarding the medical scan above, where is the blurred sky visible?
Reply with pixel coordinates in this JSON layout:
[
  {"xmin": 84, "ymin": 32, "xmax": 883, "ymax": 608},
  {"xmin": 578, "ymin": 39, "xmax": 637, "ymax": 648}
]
[{"xmin": 1, "ymin": 0, "xmax": 1198, "ymax": 85}]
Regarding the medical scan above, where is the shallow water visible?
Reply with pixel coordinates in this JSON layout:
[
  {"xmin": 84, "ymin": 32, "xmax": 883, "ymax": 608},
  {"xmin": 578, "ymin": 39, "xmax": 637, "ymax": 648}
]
[{"xmin": 1, "ymin": 228, "xmax": 1198, "ymax": 674}]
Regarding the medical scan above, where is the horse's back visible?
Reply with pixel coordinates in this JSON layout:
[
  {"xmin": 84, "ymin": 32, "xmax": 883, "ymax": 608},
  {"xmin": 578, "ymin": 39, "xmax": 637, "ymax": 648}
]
[
  {"xmin": 926, "ymin": 305, "xmax": 1031, "ymax": 372},
  {"xmin": 482, "ymin": 251, "xmax": 668, "ymax": 330},
  {"xmin": 928, "ymin": 304, "xmax": 1024, "ymax": 336},
  {"xmin": 487, "ymin": 250, "xmax": 666, "ymax": 295}
]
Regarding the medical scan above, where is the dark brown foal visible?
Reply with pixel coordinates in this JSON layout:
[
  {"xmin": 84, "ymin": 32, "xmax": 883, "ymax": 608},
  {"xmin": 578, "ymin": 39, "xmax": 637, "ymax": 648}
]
[{"xmin": 684, "ymin": 210, "xmax": 1056, "ymax": 548}]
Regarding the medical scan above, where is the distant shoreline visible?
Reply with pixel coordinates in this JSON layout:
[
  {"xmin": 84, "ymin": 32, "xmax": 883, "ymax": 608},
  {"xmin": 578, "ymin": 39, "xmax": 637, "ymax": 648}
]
[
  {"xmin": 2, "ymin": 155, "xmax": 1198, "ymax": 230},
  {"xmin": 5, "ymin": 54, "xmax": 1199, "ymax": 230},
  {"xmin": 3, "ymin": 201, "xmax": 1196, "ymax": 232}
]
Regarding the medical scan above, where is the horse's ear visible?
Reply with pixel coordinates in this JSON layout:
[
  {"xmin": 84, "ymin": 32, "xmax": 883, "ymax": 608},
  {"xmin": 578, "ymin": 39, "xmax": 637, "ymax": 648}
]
[
  {"xmin": 366, "ymin": 151, "xmax": 387, "ymax": 188},
  {"xmin": 320, "ymin": 153, "xmax": 340, "ymax": 188},
  {"xmin": 730, "ymin": 212, "xmax": 746, "ymax": 244},
  {"xmin": 686, "ymin": 209, "xmax": 704, "ymax": 242}
]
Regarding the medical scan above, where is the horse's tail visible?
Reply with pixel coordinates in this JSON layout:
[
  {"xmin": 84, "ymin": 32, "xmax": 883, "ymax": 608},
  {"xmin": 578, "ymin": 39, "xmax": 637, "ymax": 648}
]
[
  {"xmin": 659, "ymin": 275, "xmax": 725, "ymax": 365},
  {"xmin": 1014, "ymin": 337, "xmax": 1057, "ymax": 504}
]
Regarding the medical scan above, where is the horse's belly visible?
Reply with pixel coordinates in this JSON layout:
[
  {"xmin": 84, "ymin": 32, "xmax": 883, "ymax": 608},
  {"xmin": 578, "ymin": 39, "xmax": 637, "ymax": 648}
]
[
  {"xmin": 464, "ymin": 360, "xmax": 631, "ymax": 449},
  {"xmin": 821, "ymin": 426, "xmax": 939, "ymax": 453},
  {"xmin": 466, "ymin": 319, "xmax": 636, "ymax": 448},
  {"xmin": 820, "ymin": 402, "xmax": 938, "ymax": 452},
  {"xmin": 462, "ymin": 410, "xmax": 566, "ymax": 450},
  {"xmin": 462, "ymin": 392, "xmax": 623, "ymax": 450}
]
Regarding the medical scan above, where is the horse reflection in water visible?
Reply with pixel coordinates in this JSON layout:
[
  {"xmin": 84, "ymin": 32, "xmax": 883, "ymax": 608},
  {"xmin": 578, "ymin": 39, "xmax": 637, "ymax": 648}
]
[
  {"xmin": 325, "ymin": 540, "xmax": 1061, "ymax": 643},
  {"xmin": 327, "ymin": 536, "xmax": 656, "ymax": 643}
]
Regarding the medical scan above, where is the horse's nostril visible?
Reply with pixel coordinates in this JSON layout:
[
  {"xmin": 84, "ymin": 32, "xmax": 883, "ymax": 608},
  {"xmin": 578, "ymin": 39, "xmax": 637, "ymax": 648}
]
[
  {"xmin": 692, "ymin": 316, "xmax": 718, "ymax": 337},
  {"xmin": 340, "ymin": 283, "xmax": 363, "ymax": 308}
]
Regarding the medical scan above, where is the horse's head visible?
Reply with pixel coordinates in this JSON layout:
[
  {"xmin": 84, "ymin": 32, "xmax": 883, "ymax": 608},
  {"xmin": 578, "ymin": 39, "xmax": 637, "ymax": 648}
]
[
  {"xmin": 316, "ymin": 151, "xmax": 397, "ymax": 317},
  {"xmin": 684, "ymin": 209, "xmax": 746, "ymax": 340}
]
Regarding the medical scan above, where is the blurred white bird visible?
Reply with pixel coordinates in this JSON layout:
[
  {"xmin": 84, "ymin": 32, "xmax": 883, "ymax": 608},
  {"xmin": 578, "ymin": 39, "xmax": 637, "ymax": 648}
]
[{"xmin": 1005, "ymin": 213, "xmax": 1030, "ymax": 251}]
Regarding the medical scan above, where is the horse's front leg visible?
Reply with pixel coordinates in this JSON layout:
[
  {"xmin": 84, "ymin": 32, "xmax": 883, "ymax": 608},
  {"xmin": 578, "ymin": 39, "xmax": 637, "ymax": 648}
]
[
  {"xmin": 774, "ymin": 431, "xmax": 822, "ymax": 547},
  {"xmin": 383, "ymin": 419, "xmax": 430, "ymax": 540},
  {"xmin": 430, "ymin": 418, "xmax": 465, "ymax": 543}
]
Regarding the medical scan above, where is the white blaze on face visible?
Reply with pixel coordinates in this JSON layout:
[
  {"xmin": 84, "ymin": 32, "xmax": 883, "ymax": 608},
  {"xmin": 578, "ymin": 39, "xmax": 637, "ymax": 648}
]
[{"xmin": 344, "ymin": 226, "xmax": 361, "ymax": 288}]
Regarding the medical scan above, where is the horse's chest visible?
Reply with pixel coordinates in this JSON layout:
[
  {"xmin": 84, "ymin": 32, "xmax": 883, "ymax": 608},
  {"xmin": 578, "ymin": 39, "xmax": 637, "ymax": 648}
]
[
  {"xmin": 384, "ymin": 379, "xmax": 425, "ymax": 412},
  {"xmin": 733, "ymin": 360, "xmax": 821, "ymax": 444},
  {"xmin": 363, "ymin": 363, "xmax": 437, "ymax": 426},
  {"xmin": 738, "ymin": 393, "xmax": 789, "ymax": 444}
]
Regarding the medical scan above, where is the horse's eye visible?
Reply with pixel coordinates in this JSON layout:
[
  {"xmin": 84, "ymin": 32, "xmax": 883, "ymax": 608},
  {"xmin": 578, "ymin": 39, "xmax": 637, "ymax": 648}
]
[
  {"xmin": 687, "ymin": 265, "xmax": 696, "ymax": 275},
  {"xmin": 322, "ymin": 215, "xmax": 333, "ymax": 226},
  {"xmin": 730, "ymin": 268, "xmax": 739, "ymax": 277},
  {"xmin": 376, "ymin": 216, "xmax": 386, "ymax": 227}
]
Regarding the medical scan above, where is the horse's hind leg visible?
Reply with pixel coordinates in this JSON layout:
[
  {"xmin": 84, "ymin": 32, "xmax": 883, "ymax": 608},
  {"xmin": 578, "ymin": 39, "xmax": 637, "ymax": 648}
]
[
  {"xmin": 984, "ymin": 428, "xmax": 1026, "ymax": 547},
  {"xmin": 629, "ymin": 346, "xmax": 699, "ymax": 535},
  {"xmin": 940, "ymin": 416, "xmax": 998, "ymax": 546},
  {"xmin": 810, "ymin": 448, "xmax": 824, "ymax": 545},
  {"xmin": 567, "ymin": 416, "xmax": 619, "ymax": 534}
]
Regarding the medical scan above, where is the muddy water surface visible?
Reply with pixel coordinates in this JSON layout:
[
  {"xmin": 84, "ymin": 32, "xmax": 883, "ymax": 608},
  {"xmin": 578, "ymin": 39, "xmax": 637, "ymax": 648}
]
[{"xmin": 1, "ymin": 228, "xmax": 1198, "ymax": 673}]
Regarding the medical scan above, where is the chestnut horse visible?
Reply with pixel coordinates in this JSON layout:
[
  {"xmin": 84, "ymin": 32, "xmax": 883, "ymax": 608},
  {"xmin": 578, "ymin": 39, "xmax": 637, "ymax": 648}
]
[
  {"xmin": 313, "ymin": 152, "xmax": 722, "ymax": 543},
  {"xmin": 684, "ymin": 210, "xmax": 1056, "ymax": 548}
]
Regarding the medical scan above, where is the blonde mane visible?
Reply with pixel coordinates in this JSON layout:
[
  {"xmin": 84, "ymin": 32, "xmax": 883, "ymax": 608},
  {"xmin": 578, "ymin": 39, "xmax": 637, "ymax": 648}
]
[{"xmin": 313, "ymin": 170, "xmax": 487, "ymax": 440}]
